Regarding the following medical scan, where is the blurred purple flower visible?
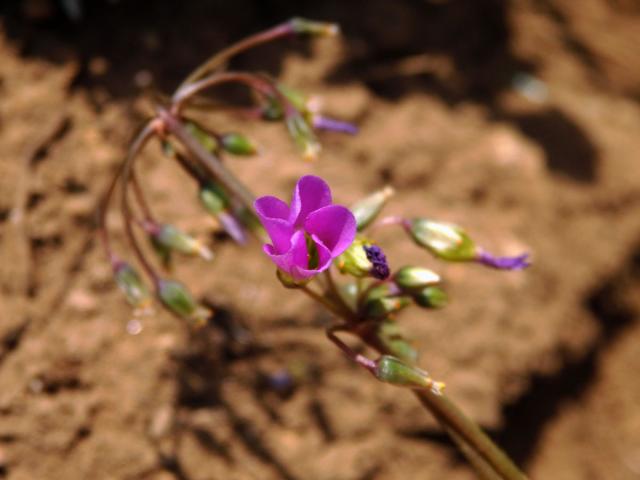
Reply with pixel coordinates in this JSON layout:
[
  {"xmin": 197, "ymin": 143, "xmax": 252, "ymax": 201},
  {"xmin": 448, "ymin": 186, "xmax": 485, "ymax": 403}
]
[
  {"xmin": 255, "ymin": 175, "xmax": 356, "ymax": 281},
  {"xmin": 312, "ymin": 115, "xmax": 359, "ymax": 135},
  {"xmin": 477, "ymin": 250, "xmax": 530, "ymax": 270}
]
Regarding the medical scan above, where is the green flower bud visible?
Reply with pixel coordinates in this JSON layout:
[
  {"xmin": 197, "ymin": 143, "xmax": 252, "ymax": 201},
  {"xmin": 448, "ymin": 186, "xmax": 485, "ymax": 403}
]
[
  {"xmin": 157, "ymin": 279, "xmax": 210, "ymax": 326},
  {"xmin": 351, "ymin": 186, "xmax": 395, "ymax": 231},
  {"xmin": 154, "ymin": 224, "xmax": 213, "ymax": 261},
  {"xmin": 364, "ymin": 295, "xmax": 411, "ymax": 319},
  {"xmin": 407, "ymin": 219, "xmax": 476, "ymax": 261},
  {"xmin": 374, "ymin": 355, "xmax": 433, "ymax": 389},
  {"xmin": 220, "ymin": 133, "xmax": 258, "ymax": 156},
  {"xmin": 286, "ymin": 113, "xmax": 321, "ymax": 161},
  {"xmin": 337, "ymin": 238, "xmax": 373, "ymax": 278},
  {"xmin": 114, "ymin": 261, "xmax": 152, "ymax": 311},
  {"xmin": 199, "ymin": 183, "xmax": 228, "ymax": 215},
  {"xmin": 339, "ymin": 282, "xmax": 359, "ymax": 312},
  {"xmin": 394, "ymin": 266, "xmax": 440, "ymax": 292},
  {"xmin": 413, "ymin": 286, "xmax": 448, "ymax": 309},
  {"xmin": 185, "ymin": 121, "xmax": 219, "ymax": 153},
  {"xmin": 377, "ymin": 321, "xmax": 418, "ymax": 364},
  {"xmin": 289, "ymin": 17, "xmax": 340, "ymax": 37}
]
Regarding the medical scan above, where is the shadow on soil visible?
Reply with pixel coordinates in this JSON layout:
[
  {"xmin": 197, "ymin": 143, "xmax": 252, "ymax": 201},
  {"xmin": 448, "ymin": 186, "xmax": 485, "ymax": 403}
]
[
  {"xmin": 493, "ymin": 241, "xmax": 640, "ymax": 467},
  {"xmin": 2, "ymin": 0, "xmax": 617, "ymax": 182}
]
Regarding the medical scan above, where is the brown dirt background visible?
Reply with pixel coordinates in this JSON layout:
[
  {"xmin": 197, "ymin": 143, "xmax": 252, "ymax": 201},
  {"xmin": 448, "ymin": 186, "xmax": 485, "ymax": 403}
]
[{"xmin": 1, "ymin": 1, "xmax": 640, "ymax": 479}]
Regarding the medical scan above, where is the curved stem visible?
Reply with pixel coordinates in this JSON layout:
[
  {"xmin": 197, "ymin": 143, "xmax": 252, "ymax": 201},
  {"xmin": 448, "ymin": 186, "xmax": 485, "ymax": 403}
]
[
  {"xmin": 178, "ymin": 21, "xmax": 294, "ymax": 90},
  {"xmin": 131, "ymin": 170, "xmax": 155, "ymax": 222},
  {"xmin": 120, "ymin": 121, "xmax": 160, "ymax": 284},
  {"xmin": 173, "ymin": 71, "xmax": 292, "ymax": 115}
]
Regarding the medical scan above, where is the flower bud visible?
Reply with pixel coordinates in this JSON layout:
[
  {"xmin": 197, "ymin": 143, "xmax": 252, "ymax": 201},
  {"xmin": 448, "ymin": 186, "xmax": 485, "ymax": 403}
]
[
  {"xmin": 337, "ymin": 239, "xmax": 390, "ymax": 279},
  {"xmin": 374, "ymin": 355, "xmax": 433, "ymax": 389},
  {"xmin": 413, "ymin": 286, "xmax": 448, "ymax": 309},
  {"xmin": 199, "ymin": 183, "xmax": 227, "ymax": 214},
  {"xmin": 351, "ymin": 186, "xmax": 394, "ymax": 231},
  {"xmin": 364, "ymin": 295, "xmax": 411, "ymax": 319},
  {"xmin": 376, "ymin": 321, "xmax": 418, "ymax": 364},
  {"xmin": 220, "ymin": 133, "xmax": 258, "ymax": 156},
  {"xmin": 407, "ymin": 219, "xmax": 476, "ymax": 262},
  {"xmin": 199, "ymin": 184, "xmax": 248, "ymax": 244},
  {"xmin": 185, "ymin": 121, "xmax": 218, "ymax": 153},
  {"xmin": 394, "ymin": 266, "xmax": 440, "ymax": 292},
  {"xmin": 113, "ymin": 261, "xmax": 152, "ymax": 311},
  {"xmin": 286, "ymin": 113, "xmax": 321, "ymax": 161},
  {"xmin": 152, "ymin": 224, "xmax": 213, "ymax": 261},
  {"xmin": 157, "ymin": 279, "xmax": 210, "ymax": 326},
  {"xmin": 289, "ymin": 17, "xmax": 340, "ymax": 37},
  {"xmin": 337, "ymin": 239, "xmax": 372, "ymax": 277}
]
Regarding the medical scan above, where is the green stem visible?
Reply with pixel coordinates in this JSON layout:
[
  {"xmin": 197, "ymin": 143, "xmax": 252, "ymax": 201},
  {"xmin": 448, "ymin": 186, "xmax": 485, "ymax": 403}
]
[
  {"xmin": 362, "ymin": 331, "xmax": 527, "ymax": 480},
  {"xmin": 323, "ymin": 269, "xmax": 354, "ymax": 318}
]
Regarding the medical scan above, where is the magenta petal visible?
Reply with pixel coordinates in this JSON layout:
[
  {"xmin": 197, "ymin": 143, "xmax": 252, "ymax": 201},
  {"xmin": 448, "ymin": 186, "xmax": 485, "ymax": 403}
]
[
  {"xmin": 291, "ymin": 239, "xmax": 332, "ymax": 280},
  {"xmin": 304, "ymin": 205, "xmax": 356, "ymax": 257},
  {"xmin": 289, "ymin": 176, "xmax": 332, "ymax": 228},
  {"xmin": 255, "ymin": 196, "xmax": 293, "ymax": 253}
]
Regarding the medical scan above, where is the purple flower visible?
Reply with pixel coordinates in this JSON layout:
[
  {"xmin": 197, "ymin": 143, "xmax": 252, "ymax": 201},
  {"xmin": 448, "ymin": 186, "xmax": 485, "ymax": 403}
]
[
  {"xmin": 312, "ymin": 115, "xmax": 359, "ymax": 135},
  {"xmin": 476, "ymin": 250, "xmax": 530, "ymax": 270},
  {"xmin": 255, "ymin": 176, "xmax": 357, "ymax": 281}
]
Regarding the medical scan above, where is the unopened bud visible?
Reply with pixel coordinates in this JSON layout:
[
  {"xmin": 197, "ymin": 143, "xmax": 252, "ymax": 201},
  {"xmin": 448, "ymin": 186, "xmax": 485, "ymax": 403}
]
[
  {"xmin": 153, "ymin": 224, "xmax": 213, "ymax": 261},
  {"xmin": 199, "ymin": 184, "xmax": 248, "ymax": 244},
  {"xmin": 377, "ymin": 321, "xmax": 418, "ymax": 364},
  {"xmin": 337, "ymin": 239, "xmax": 390, "ymax": 279},
  {"xmin": 374, "ymin": 355, "xmax": 433, "ymax": 389},
  {"xmin": 286, "ymin": 113, "xmax": 321, "ymax": 161},
  {"xmin": 113, "ymin": 261, "xmax": 152, "ymax": 311},
  {"xmin": 351, "ymin": 186, "xmax": 394, "ymax": 231},
  {"xmin": 157, "ymin": 279, "xmax": 210, "ymax": 326},
  {"xmin": 220, "ymin": 132, "xmax": 258, "ymax": 156},
  {"xmin": 413, "ymin": 286, "xmax": 448, "ymax": 309},
  {"xmin": 199, "ymin": 183, "xmax": 228, "ymax": 214},
  {"xmin": 394, "ymin": 266, "xmax": 440, "ymax": 292},
  {"xmin": 407, "ymin": 219, "xmax": 476, "ymax": 261},
  {"xmin": 185, "ymin": 121, "xmax": 218, "ymax": 153},
  {"xmin": 289, "ymin": 17, "xmax": 340, "ymax": 37},
  {"xmin": 337, "ymin": 239, "xmax": 372, "ymax": 277},
  {"xmin": 364, "ymin": 295, "xmax": 411, "ymax": 319}
]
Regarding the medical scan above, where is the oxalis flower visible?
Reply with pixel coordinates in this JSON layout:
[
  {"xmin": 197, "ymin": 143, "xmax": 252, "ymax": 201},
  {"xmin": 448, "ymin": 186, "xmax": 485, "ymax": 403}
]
[{"xmin": 255, "ymin": 175, "xmax": 356, "ymax": 281}]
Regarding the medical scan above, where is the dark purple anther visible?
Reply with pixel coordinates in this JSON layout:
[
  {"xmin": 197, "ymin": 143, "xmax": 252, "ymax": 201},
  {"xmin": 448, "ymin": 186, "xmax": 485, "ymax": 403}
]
[
  {"xmin": 477, "ymin": 250, "xmax": 530, "ymax": 270},
  {"xmin": 312, "ymin": 115, "xmax": 359, "ymax": 135},
  {"xmin": 364, "ymin": 245, "xmax": 390, "ymax": 279}
]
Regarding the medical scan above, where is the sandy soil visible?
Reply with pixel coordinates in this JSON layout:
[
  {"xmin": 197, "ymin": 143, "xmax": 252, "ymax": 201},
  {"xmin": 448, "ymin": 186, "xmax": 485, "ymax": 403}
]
[{"xmin": 1, "ymin": 1, "xmax": 640, "ymax": 479}]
